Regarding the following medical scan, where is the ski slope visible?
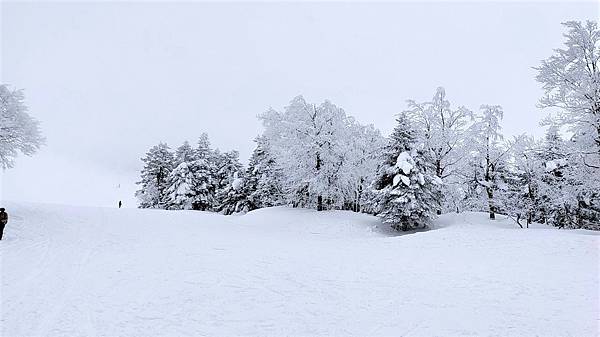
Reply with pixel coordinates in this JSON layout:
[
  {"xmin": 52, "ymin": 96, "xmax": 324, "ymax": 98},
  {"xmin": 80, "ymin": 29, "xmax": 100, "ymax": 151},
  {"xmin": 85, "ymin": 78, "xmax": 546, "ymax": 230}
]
[{"xmin": 1, "ymin": 202, "xmax": 598, "ymax": 336}]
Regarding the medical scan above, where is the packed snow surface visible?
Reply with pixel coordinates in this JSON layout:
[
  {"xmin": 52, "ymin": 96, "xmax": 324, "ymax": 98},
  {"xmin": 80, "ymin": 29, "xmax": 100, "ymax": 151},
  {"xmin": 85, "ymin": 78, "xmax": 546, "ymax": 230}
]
[{"xmin": 1, "ymin": 202, "xmax": 598, "ymax": 336}]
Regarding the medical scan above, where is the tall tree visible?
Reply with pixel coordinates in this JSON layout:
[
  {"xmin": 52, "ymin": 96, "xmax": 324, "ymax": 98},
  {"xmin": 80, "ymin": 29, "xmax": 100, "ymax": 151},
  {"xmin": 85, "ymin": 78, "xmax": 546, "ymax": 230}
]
[
  {"xmin": 217, "ymin": 171, "xmax": 251, "ymax": 215},
  {"xmin": 371, "ymin": 113, "xmax": 442, "ymax": 231},
  {"xmin": 213, "ymin": 150, "xmax": 244, "ymax": 210},
  {"xmin": 404, "ymin": 87, "xmax": 474, "ymax": 213},
  {"xmin": 466, "ymin": 105, "xmax": 515, "ymax": 219},
  {"xmin": 260, "ymin": 95, "xmax": 371, "ymax": 211},
  {"xmin": 191, "ymin": 133, "xmax": 218, "ymax": 210},
  {"xmin": 244, "ymin": 135, "xmax": 285, "ymax": 210},
  {"xmin": 0, "ymin": 85, "xmax": 44, "ymax": 169},
  {"xmin": 345, "ymin": 123, "xmax": 385, "ymax": 212},
  {"xmin": 536, "ymin": 20, "xmax": 600, "ymax": 229},
  {"xmin": 536, "ymin": 21, "xmax": 600, "ymax": 164},
  {"xmin": 174, "ymin": 141, "xmax": 195, "ymax": 166},
  {"xmin": 165, "ymin": 161, "xmax": 197, "ymax": 210},
  {"xmin": 502, "ymin": 136, "xmax": 544, "ymax": 227},
  {"xmin": 135, "ymin": 143, "xmax": 175, "ymax": 209},
  {"xmin": 405, "ymin": 87, "xmax": 474, "ymax": 179}
]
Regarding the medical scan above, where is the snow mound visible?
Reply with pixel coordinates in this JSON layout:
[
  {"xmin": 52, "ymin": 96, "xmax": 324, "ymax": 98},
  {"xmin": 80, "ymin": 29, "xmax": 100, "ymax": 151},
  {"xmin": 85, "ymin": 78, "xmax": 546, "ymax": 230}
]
[
  {"xmin": 241, "ymin": 206, "xmax": 383, "ymax": 238},
  {"xmin": 395, "ymin": 151, "xmax": 414, "ymax": 174},
  {"xmin": 231, "ymin": 177, "xmax": 244, "ymax": 191},
  {"xmin": 1, "ymin": 202, "xmax": 598, "ymax": 336}
]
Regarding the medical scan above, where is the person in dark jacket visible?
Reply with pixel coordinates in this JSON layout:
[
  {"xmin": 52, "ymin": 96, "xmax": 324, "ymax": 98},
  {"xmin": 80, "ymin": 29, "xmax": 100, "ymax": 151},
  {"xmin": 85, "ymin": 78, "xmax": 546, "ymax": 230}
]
[
  {"xmin": 118, "ymin": 201, "xmax": 122, "ymax": 209},
  {"xmin": 0, "ymin": 208, "xmax": 8, "ymax": 240}
]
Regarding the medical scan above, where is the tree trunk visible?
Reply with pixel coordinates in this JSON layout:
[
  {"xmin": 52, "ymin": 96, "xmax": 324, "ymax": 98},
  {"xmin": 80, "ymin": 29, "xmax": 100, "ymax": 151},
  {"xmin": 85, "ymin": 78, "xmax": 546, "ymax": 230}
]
[
  {"xmin": 355, "ymin": 179, "xmax": 364, "ymax": 213},
  {"xmin": 516, "ymin": 214, "xmax": 523, "ymax": 228},
  {"xmin": 315, "ymin": 152, "xmax": 323, "ymax": 211},
  {"xmin": 486, "ymin": 186, "xmax": 495, "ymax": 220},
  {"xmin": 485, "ymin": 150, "xmax": 495, "ymax": 220}
]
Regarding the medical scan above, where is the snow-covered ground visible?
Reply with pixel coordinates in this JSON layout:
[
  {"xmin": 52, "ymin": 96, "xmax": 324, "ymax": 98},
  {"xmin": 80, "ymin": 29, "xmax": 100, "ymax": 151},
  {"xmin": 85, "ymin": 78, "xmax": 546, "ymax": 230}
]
[{"xmin": 1, "ymin": 202, "xmax": 598, "ymax": 336}]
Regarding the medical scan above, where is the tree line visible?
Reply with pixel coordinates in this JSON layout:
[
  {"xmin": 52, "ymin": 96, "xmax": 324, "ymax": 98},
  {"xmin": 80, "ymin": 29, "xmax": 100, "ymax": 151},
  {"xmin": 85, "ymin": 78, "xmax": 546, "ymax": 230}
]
[{"xmin": 135, "ymin": 20, "xmax": 599, "ymax": 230}]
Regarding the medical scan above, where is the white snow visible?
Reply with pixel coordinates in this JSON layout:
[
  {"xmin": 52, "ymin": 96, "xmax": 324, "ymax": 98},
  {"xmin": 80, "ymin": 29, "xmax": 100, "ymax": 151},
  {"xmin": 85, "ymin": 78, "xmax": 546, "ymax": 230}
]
[
  {"xmin": 392, "ymin": 174, "xmax": 401, "ymax": 187},
  {"xmin": 1, "ymin": 202, "xmax": 598, "ymax": 336},
  {"xmin": 400, "ymin": 174, "xmax": 410, "ymax": 186},
  {"xmin": 231, "ymin": 177, "xmax": 244, "ymax": 191},
  {"xmin": 417, "ymin": 173, "xmax": 425, "ymax": 185},
  {"xmin": 545, "ymin": 158, "xmax": 568, "ymax": 172},
  {"xmin": 395, "ymin": 151, "xmax": 414, "ymax": 174}
]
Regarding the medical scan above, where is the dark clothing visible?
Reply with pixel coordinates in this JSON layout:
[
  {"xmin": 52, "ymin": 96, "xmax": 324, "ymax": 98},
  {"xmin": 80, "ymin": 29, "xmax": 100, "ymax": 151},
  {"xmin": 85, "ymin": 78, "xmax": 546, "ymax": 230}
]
[
  {"xmin": 118, "ymin": 201, "xmax": 122, "ymax": 209},
  {"xmin": 0, "ymin": 210, "xmax": 7, "ymax": 240}
]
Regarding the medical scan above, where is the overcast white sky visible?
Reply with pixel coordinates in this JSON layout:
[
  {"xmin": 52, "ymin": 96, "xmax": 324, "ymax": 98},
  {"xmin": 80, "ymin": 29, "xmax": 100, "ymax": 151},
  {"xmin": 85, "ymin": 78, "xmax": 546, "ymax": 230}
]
[{"xmin": 1, "ymin": 1, "xmax": 597, "ymax": 207}]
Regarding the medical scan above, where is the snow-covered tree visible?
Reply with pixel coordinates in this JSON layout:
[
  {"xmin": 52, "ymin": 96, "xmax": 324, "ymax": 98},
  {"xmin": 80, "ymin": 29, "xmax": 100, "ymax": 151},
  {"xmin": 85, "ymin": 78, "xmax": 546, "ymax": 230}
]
[
  {"xmin": 532, "ymin": 127, "xmax": 600, "ymax": 229},
  {"xmin": 536, "ymin": 21, "xmax": 600, "ymax": 165},
  {"xmin": 165, "ymin": 141, "xmax": 200, "ymax": 210},
  {"xmin": 213, "ymin": 150, "xmax": 244, "ymax": 210},
  {"xmin": 136, "ymin": 143, "xmax": 175, "ymax": 209},
  {"xmin": 404, "ymin": 87, "xmax": 474, "ymax": 213},
  {"xmin": 216, "ymin": 171, "xmax": 251, "ymax": 215},
  {"xmin": 535, "ymin": 20, "xmax": 600, "ymax": 230},
  {"xmin": 260, "ymin": 95, "xmax": 376, "ymax": 211},
  {"xmin": 196, "ymin": 133, "xmax": 212, "ymax": 162},
  {"xmin": 533, "ymin": 127, "xmax": 567, "ymax": 224},
  {"xmin": 371, "ymin": 113, "xmax": 442, "ymax": 231},
  {"xmin": 188, "ymin": 134, "xmax": 218, "ymax": 210},
  {"xmin": 344, "ymin": 123, "xmax": 385, "ymax": 213},
  {"xmin": 244, "ymin": 135, "xmax": 285, "ymax": 210},
  {"xmin": 174, "ymin": 141, "xmax": 195, "ymax": 166},
  {"xmin": 405, "ymin": 87, "xmax": 474, "ymax": 179},
  {"xmin": 165, "ymin": 161, "xmax": 197, "ymax": 210},
  {"xmin": 0, "ymin": 85, "xmax": 44, "ymax": 169},
  {"xmin": 502, "ymin": 136, "xmax": 545, "ymax": 227},
  {"xmin": 464, "ymin": 105, "xmax": 516, "ymax": 219}
]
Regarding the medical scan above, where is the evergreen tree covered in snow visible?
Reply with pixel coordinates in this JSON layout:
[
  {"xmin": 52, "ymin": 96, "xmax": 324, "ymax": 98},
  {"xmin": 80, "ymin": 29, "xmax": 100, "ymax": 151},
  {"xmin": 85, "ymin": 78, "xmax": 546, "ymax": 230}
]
[
  {"xmin": 189, "ymin": 157, "xmax": 217, "ymax": 211},
  {"xmin": 174, "ymin": 141, "xmax": 195, "ymax": 166},
  {"xmin": 371, "ymin": 113, "xmax": 442, "ymax": 231},
  {"xmin": 165, "ymin": 141, "xmax": 200, "ymax": 210},
  {"xmin": 534, "ymin": 128, "xmax": 568, "ymax": 224},
  {"xmin": 191, "ymin": 134, "xmax": 218, "ymax": 210},
  {"xmin": 166, "ymin": 138, "xmax": 216, "ymax": 211},
  {"xmin": 165, "ymin": 161, "xmax": 197, "ymax": 210},
  {"xmin": 213, "ymin": 150, "xmax": 244, "ymax": 211},
  {"xmin": 136, "ymin": 143, "xmax": 175, "ymax": 209},
  {"xmin": 196, "ymin": 133, "xmax": 212, "ymax": 162},
  {"xmin": 0, "ymin": 84, "xmax": 44, "ymax": 169},
  {"xmin": 216, "ymin": 171, "xmax": 251, "ymax": 215},
  {"xmin": 244, "ymin": 135, "xmax": 285, "ymax": 210}
]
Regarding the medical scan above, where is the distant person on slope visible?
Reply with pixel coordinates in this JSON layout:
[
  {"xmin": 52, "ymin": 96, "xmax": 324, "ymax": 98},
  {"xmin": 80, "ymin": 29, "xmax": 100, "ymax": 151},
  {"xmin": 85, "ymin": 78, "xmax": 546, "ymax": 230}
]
[
  {"xmin": 0, "ymin": 208, "xmax": 8, "ymax": 240},
  {"xmin": 118, "ymin": 201, "xmax": 122, "ymax": 208}
]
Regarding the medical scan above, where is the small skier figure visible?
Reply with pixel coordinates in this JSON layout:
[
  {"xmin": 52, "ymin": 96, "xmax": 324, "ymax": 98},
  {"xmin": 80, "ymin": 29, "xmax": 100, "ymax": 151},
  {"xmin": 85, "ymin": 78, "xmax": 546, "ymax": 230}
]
[
  {"xmin": 118, "ymin": 201, "xmax": 122, "ymax": 209},
  {"xmin": 0, "ymin": 208, "xmax": 8, "ymax": 240}
]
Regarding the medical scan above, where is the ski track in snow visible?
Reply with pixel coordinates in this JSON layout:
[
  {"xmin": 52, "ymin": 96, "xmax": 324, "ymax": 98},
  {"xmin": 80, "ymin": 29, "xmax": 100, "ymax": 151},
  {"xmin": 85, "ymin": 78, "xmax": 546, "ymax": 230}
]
[{"xmin": 1, "ymin": 202, "xmax": 598, "ymax": 337}]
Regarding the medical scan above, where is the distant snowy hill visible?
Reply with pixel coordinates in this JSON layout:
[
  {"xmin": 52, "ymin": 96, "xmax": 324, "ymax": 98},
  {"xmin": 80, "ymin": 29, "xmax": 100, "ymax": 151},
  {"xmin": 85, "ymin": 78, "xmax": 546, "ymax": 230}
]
[{"xmin": 1, "ymin": 202, "xmax": 598, "ymax": 336}]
